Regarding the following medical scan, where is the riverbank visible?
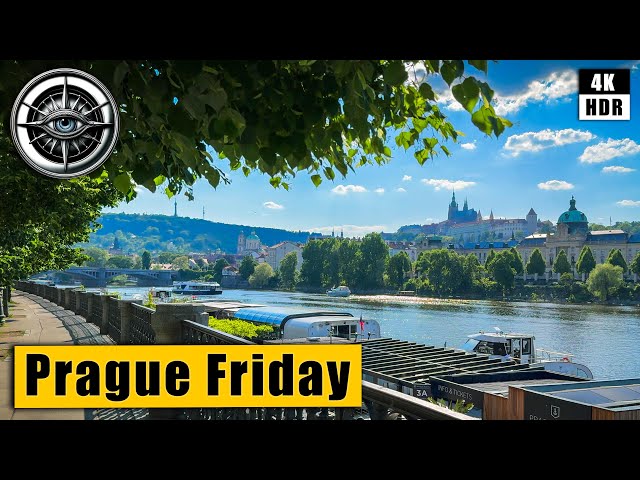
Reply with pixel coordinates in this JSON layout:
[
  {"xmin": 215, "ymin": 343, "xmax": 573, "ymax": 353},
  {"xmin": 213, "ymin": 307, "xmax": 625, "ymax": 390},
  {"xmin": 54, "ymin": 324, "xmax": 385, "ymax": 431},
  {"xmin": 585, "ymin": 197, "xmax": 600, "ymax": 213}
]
[{"xmin": 250, "ymin": 282, "xmax": 640, "ymax": 308}]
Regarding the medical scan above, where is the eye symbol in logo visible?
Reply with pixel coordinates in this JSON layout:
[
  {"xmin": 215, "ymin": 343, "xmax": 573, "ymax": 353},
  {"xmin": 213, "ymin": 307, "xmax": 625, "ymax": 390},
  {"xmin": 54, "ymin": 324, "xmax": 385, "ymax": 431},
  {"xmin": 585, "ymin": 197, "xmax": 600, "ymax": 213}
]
[{"xmin": 10, "ymin": 68, "xmax": 120, "ymax": 179}]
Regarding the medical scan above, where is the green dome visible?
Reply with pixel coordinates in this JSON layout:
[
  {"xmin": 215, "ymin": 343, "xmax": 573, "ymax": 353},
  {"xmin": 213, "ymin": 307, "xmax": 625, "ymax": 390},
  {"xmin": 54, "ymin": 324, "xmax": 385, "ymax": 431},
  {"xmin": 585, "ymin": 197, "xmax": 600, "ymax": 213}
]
[
  {"xmin": 246, "ymin": 231, "xmax": 259, "ymax": 240},
  {"xmin": 557, "ymin": 196, "xmax": 588, "ymax": 224}
]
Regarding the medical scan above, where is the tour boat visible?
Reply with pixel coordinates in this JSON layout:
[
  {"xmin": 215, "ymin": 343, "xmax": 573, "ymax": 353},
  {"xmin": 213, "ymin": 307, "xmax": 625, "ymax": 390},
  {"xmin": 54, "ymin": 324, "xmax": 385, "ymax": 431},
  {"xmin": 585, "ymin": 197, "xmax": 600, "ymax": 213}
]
[
  {"xmin": 172, "ymin": 281, "xmax": 222, "ymax": 296},
  {"xmin": 460, "ymin": 327, "xmax": 594, "ymax": 379},
  {"xmin": 326, "ymin": 285, "xmax": 351, "ymax": 297}
]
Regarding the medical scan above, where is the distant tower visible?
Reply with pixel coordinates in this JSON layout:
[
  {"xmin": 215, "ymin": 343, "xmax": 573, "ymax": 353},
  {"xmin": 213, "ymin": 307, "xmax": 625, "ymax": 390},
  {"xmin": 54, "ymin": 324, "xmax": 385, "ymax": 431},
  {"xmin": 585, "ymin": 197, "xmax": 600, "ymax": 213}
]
[
  {"xmin": 174, "ymin": 200, "xmax": 178, "ymax": 217},
  {"xmin": 202, "ymin": 206, "xmax": 205, "ymax": 220},
  {"xmin": 448, "ymin": 191, "xmax": 459, "ymax": 221},
  {"xmin": 526, "ymin": 208, "xmax": 537, "ymax": 235},
  {"xmin": 477, "ymin": 210, "xmax": 483, "ymax": 221},
  {"xmin": 463, "ymin": 197, "xmax": 468, "ymax": 212},
  {"xmin": 341, "ymin": 228, "xmax": 344, "ymax": 239},
  {"xmin": 332, "ymin": 227, "xmax": 335, "ymax": 238},
  {"xmin": 489, "ymin": 209, "xmax": 494, "ymax": 222},
  {"xmin": 237, "ymin": 230, "xmax": 245, "ymax": 255}
]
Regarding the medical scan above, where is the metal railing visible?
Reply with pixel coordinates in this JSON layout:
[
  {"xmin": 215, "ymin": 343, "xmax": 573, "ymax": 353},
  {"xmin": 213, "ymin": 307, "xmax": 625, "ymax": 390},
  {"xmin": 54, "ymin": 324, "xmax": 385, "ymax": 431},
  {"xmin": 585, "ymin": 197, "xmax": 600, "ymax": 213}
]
[
  {"xmin": 107, "ymin": 296, "xmax": 121, "ymax": 343},
  {"xmin": 130, "ymin": 304, "xmax": 156, "ymax": 345}
]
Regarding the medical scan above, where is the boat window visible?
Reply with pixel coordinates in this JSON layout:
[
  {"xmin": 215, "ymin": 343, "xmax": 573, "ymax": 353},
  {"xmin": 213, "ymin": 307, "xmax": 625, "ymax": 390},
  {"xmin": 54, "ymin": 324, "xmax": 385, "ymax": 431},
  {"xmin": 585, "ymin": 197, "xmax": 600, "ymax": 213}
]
[
  {"xmin": 461, "ymin": 339, "xmax": 479, "ymax": 352},
  {"xmin": 522, "ymin": 338, "xmax": 531, "ymax": 355},
  {"xmin": 511, "ymin": 338, "xmax": 521, "ymax": 358}
]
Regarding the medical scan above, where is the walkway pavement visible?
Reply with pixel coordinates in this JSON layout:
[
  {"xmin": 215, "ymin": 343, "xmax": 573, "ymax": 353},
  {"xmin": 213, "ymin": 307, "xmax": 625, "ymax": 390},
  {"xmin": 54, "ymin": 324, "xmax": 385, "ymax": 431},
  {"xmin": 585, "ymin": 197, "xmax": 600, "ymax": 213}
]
[{"xmin": 0, "ymin": 290, "xmax": 148, "ymax": 420}]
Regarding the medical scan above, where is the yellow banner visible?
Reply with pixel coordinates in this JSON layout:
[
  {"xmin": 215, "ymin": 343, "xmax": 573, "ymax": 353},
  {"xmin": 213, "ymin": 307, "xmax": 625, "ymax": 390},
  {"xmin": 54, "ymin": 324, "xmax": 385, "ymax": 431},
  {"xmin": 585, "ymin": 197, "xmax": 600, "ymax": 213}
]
[{"xmin": 14, "ymin": 345, "xmax": 362, "ymax": 408}]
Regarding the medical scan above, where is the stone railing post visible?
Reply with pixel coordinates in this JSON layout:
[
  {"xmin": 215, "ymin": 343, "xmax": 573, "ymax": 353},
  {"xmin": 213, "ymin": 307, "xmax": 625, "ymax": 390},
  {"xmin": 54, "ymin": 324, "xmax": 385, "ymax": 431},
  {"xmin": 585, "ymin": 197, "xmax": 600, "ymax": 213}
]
[
  {"xmin": 99, "ymin": 295, "xmax": 112, "ymax": 335},
  {"xmin": 64, "ymin": 288, "xmax": 75, "ymax": 311},
  {"xmin": 86, "ymin": 293, "xmax": 94, "ymax": 321},
  {"xmin": 151, "ymin": 303, "xmax": 209, "ymax": 344},
  {"xmin": 56, "ymin": 287, "xmax": 64, "ymax": 306},
  {"xmin": 74, "ymin": 290, "xmax": 82, "ymax": 314}
]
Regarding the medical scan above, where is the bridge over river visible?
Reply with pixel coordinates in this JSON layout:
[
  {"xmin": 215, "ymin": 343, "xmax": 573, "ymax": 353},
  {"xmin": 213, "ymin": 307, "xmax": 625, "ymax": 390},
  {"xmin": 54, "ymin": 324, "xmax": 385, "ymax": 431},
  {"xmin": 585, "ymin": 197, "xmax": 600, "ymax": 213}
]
[{"xmin": 42, "ymin": 267, "xmax": 179, "ymax": 287}]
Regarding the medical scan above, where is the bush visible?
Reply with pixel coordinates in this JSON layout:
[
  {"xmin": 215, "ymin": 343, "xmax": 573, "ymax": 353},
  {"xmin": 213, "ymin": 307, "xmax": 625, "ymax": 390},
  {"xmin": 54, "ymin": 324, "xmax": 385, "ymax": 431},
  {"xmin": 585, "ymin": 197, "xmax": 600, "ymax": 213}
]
[
  {"xmin": 208, "ymin": 318, "xmax": 276, "ymax": 340},
  {"xmin": 472, "ymin": 278, "xmax": 500, "ymax": 296},
  {"xmin": 560, "ymin": 272, "xmax": 573, "ymax": 285}
]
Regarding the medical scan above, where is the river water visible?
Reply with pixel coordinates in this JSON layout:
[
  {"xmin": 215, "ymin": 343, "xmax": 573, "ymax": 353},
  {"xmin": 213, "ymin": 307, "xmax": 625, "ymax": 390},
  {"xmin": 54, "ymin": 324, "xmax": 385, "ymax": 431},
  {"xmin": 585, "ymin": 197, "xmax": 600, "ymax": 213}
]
[{"xmin": 76, "ymin": 286, "xmax": 640, "ymax": 381}]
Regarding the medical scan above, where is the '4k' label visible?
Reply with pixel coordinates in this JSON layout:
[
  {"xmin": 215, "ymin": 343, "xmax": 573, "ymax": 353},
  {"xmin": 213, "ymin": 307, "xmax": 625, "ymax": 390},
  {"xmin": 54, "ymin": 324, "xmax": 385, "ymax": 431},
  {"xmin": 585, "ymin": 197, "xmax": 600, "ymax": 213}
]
[{"xmin": 579, "ymin": 69, "xmax": 630, "ymax": 120}]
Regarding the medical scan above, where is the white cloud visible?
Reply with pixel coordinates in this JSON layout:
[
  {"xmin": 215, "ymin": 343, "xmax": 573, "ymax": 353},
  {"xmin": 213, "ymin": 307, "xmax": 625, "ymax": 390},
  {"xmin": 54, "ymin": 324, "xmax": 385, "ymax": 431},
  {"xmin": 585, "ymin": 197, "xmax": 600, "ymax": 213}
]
[
  {"xmin": 602, "ymin": 166, "xmax": 636, "ymax": 174},
  {"xmin": 331, "ymin": 184, "xmax": 368, "ymax": 195},
  {"xmin": 421, "ymin": 178, "xmax": 476, "ymax": 191},
  {"xmin": 308, "ymin": 225, "xmax": 387, "ymax": 237},
  {"xmin": 617, "ymin": 200, "xmax": 640, "ymax": 207},
  {"xmin": 537, "ymin": 180, "xmax": 574, "ymax": 191},
  {"xmin": 375, "ymin": 188, "xmax": 385, "ymax": 194},
  {"xmin": 437, "ymin": 70, "xmax": 578, "ymax": 115},
  {"xmin": 460, "ymin": 142, "xmax": 476, "ymax": 150},
  {"xmin": 263, "ymin": 201, "xmax": 284, "ymax": 210},
  {"xmin": 402, "ymin": 175, "xmax": 412, "ymax": 182},
  {"xmin": 134, "ymin": 185, "xmax": 144, "ymax": 193},
  {"xmin": 503, "ymin": 129, "xmax": 595, "ymax": 157},
  {"xmin": 579, "ymin": 138, "xmax": 640, "ymax": 164},
  {"xmin": 396, "ymin": 187, "xmax": 407, "ymax": 193}
]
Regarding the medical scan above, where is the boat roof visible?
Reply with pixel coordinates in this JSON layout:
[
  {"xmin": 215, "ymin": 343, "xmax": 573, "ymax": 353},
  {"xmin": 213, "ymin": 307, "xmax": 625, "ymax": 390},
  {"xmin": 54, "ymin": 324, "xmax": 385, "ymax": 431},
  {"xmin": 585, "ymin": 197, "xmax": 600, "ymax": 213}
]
[
  {"xmin": 234, "ymin": 306, "xmax": 353, "ymax": 326},
  {"xmin": 467, "ymin": 332, "xmax": 535, "ymax": 343}
]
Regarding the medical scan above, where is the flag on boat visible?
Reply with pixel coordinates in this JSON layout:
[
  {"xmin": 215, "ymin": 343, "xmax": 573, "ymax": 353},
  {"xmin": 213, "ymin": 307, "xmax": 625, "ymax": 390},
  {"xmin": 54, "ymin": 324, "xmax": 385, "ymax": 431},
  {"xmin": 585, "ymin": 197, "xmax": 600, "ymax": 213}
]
[{"xmin": 359, "ymin": 313, "xmax": 365, "ymax": 332}]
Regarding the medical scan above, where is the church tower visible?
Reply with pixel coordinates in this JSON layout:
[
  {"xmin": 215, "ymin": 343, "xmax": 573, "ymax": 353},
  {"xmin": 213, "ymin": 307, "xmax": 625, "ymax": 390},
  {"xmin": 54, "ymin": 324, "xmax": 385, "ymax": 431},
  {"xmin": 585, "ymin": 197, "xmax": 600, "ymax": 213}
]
[
  {"xmin": 526, "ymin": 208, "xmax": 538, "ymax": 235},
  {"xmin": 237, "ymin": 230, "xmax": 245, "ymax": 255},
  {"xmin": 448, "ymin": 191, "xmax": 458, "ymax": 221}
]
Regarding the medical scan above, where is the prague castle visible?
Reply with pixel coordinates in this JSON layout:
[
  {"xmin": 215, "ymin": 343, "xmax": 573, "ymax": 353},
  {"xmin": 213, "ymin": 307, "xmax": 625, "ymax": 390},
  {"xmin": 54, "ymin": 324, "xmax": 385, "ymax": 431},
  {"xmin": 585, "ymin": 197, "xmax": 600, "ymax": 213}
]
[{"xmin": 429, "ymin": 192, "xmax": 538, "ymax": 242}]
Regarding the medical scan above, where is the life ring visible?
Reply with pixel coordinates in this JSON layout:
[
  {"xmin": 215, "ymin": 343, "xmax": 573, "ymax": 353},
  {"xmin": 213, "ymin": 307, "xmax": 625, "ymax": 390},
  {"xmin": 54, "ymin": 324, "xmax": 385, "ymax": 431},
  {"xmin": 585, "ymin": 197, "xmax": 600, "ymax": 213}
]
[{"xmin": 562, "ymin": 357, "xmax": 570, "ymax": 363}]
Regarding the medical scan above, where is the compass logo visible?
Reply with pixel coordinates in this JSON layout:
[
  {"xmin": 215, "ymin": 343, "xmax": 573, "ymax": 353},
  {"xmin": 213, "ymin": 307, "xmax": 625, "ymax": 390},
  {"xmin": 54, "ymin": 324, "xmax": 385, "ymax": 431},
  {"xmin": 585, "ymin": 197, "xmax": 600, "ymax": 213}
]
[{"xmin": 10, "ymin": 68, "xmax": 119, "ymax": 179}]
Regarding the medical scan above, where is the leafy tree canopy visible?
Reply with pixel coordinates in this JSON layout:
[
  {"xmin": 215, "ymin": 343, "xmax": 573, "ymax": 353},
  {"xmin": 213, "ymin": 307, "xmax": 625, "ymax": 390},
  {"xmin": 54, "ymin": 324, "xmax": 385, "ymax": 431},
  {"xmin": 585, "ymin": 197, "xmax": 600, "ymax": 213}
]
[
  {"xmin": 525, "ymin": 248, "xmax": 546, "ymax": 276},
  {"xmin": 576, "ymin": 246, "xmax": 596, "ymax": 275},
  {"xmin": 553, "ymin": 250, "xmax": 572, "ymax": 275},
  {"xmin": 0, "ymin": 60, "xmax": 510, "ymax": 199}
]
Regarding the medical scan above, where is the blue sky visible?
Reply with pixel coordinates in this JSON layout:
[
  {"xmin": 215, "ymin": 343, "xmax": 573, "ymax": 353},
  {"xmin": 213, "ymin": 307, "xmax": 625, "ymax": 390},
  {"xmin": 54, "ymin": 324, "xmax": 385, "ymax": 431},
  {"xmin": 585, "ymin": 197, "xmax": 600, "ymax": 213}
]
[{"xmin": 107, "ymin": 60, "xmax": 640, "ymax": 236}]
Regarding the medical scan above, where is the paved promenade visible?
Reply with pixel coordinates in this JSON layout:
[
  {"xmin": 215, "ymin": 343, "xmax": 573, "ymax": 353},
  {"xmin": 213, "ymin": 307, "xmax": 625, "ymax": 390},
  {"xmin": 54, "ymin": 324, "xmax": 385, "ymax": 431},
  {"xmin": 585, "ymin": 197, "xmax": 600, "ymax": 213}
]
[{"xmin": 0, "ymin": 290, "xmax": 148, "ymax": 420}]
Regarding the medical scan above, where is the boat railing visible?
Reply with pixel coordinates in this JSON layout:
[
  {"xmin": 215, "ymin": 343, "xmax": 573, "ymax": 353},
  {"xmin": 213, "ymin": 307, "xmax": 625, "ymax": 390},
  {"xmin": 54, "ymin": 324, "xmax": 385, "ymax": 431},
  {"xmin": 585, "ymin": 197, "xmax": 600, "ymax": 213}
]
[{"xmin": 535, "ymin": 348, "xmax": 574, "ymax": 362}]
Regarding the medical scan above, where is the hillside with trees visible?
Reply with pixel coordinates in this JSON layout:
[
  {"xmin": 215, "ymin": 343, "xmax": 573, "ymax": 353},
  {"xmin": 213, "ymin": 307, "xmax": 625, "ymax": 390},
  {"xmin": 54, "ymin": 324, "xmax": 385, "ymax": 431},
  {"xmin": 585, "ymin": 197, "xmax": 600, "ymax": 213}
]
[{"xmin": 81, "ymin": 213, "xmax": 312, "ymax": 254}]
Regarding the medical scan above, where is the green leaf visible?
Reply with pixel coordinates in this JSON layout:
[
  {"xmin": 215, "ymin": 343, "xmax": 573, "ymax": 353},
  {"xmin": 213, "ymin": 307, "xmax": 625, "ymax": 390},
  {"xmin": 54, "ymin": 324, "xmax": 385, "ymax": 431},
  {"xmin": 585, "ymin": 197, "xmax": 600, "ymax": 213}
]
[
  {"xmin": 383, "ymin": 61, "xmax": 408, "ymax": 86},
  {"xmin": 311, "ymin": 174, "xmax": 322, "ymax": 187},
  {"xmin": 113, "ymin": 174, "xmax": 131, "ymax": 194},
  {"xmin": 201, "ymin": 88, "xmax": 227, "ymax": 113},
  {"xmin": 441, "ymin": 60, "xmax": 464, "ymax": 86},
  {"xmin": 468, "ymin": 60, "xmax": 488, "ymax": 74},
  {"xmin": 441, "ymin": 145, "xmax": 450, "ymax": 155},
  {"xmin": 426, "ymin": 60, "xmax": 440, "ymax": 73},
  {"xmin": 202, "ymin": 65, "xmax": 219, "ymax": 74},
  {"xmin": 478, "ymin": 81, "xmax": 495, "ymax": 104},
  {"xmin": 164, "ymin": 187, "xmax": 175, "ymax": 199},
  {"xmin": 153, "ymin": 175, "xmax": 165, "ymax": 186},
  {"xmin": 488, "ymin": 115, "xmax": 505, "ymax": 138},
  {"xmin": 419, "ymin": 83, "xmax": 435, "ymax": 101},
  {"xmin": 452, "ymin": 77, "xmax": 480, "ymax": 113},
  {"xmin": 269, "ymin": 176, "xmax": 281, "ymax": 188},
  {"xmin": 471, "ymin": 107, "xmax": 493, "ymax": 135},
  {"xmin": 324, "ymin": 167, "xmax": 335, "ymax": 180}
]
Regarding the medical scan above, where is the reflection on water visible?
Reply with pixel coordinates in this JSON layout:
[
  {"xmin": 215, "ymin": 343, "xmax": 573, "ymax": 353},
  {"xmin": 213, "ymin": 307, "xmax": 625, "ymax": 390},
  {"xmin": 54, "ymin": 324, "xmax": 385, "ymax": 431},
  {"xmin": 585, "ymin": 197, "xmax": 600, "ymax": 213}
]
[{"xmin": 82, "ymin": 286, "xmax": 640, "ymax": 381}]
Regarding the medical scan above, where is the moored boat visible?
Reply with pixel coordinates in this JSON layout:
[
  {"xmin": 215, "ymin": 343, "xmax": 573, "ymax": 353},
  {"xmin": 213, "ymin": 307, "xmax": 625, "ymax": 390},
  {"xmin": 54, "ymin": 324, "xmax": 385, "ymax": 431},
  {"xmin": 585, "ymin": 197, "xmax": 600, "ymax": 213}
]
[
  {"xmin": 460, "ymin": 327, "xmax": 594, "ymax": 379},
  {"xmin": 327, "ymin": 285, "xmax": 351, "ymax": 297},
  {"xmin": 172, "ymin": 281, "xmax": 222, "ymax": 296}
]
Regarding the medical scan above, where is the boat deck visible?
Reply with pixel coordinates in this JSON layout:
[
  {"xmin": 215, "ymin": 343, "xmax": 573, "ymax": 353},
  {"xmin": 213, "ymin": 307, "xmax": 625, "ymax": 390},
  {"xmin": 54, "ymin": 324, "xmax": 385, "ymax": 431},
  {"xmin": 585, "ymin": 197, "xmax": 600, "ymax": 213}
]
[{"xmin": 359, "ymin": 337, "xmax": 538, "ymax": 391}]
